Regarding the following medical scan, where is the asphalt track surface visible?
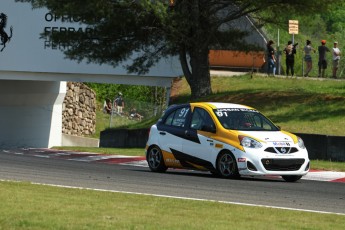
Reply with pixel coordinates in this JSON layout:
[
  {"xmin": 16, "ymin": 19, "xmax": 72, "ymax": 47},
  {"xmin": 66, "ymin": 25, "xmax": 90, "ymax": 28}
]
[{"xmin": 1, "ymin": 149, "xmax": 345, "ymax": 215}]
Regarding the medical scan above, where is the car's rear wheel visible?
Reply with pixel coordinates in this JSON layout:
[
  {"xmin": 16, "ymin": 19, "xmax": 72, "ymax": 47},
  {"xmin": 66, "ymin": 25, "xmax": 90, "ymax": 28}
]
[
  {"xmin": 147, "ymin": 146, "xmax": 167, "ymax": 172},
  {"xmin": 281, "ymin": 175, "xmax": 302, "ymax": 182},
  {"xmin": 216, "ymin": 151, "xmax": 240, "ymax": 179}
]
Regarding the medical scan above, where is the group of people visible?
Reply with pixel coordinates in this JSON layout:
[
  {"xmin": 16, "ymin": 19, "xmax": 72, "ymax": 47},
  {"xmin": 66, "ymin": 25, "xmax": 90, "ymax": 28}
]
[
  {"xmin": 266, "ymin": 39, "xmax": 341, "ymax": 78},
  {"xmin": 103, "ymin": 92, "xmax": 125, "ymax": 115},
  {"xmin": 103, "ymin": 92, "xmax": 144, "ymax": 121}
]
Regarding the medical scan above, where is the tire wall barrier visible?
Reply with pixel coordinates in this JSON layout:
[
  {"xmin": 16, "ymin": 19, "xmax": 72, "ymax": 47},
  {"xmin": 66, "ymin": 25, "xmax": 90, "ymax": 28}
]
[
  {"xmin": 100, "ymin": 129, "xmax": 149, "ymax": 148},
  {"xmin": 296, "ymin": 133, "xmax": 345, "ymax": 162},
  {"xmin": 100, "ymin": 130, "xmax": 345, "ymax": 162}
]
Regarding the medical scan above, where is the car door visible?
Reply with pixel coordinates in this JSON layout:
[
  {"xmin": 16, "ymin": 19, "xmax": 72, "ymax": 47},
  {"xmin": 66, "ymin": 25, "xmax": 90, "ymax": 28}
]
[
  {"xmin": 156, "ymin": 105, "xmax": 191, "ymax": 158},
  {"xmin": 182, "ymin": 107, "xmax": 218, "ymax": 170}
]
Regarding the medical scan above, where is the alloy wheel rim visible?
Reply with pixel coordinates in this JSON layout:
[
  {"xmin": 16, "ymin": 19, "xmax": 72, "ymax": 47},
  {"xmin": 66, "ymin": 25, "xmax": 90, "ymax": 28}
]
[
  {"xmin": 149, "ymin": 148, "xmax": 161, "ymax": 168},
  {"xmin": 220, "ymin": 154, "xmax": 234, "ymax": 176}
]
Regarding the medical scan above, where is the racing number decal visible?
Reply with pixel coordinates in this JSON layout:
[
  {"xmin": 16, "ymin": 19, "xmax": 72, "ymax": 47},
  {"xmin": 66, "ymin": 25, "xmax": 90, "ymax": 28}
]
[
  {"xmin": 179, "ymin": 108, "xmax": 190, "ymax": 118},
  {"xmin": 171, "ymin": 107, "xmax": 190, "ymax": 127},
  {"xmin": 216, "ymin": 108, "xmax": 258, "ymax": 117}
]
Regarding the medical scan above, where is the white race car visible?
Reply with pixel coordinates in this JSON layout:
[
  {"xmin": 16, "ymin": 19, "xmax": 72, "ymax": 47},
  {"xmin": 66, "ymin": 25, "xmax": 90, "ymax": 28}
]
[{"xmin": 145, "ymin": 102, "xmax": 309, "ymax": 182}]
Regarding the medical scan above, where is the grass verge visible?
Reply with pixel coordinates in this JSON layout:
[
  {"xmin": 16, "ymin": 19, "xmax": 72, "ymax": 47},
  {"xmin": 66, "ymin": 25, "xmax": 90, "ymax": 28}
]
[
  {"xmin": 171, "ymin": 74, "xmax": 345, "ymax": 136},
  {"xmin": 91, "ymin": 74, "xmax": 345, "ymax": 138},
  {"xmin": 0, "ymin": 181, "xmax": 344, "ymax": 230}
]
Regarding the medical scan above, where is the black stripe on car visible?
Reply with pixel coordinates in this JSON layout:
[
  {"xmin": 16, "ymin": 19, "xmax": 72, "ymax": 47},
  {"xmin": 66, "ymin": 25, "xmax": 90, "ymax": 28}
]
[{"xmin": 170, "ymin": 148, "xmax": 215, "ymax": 171}]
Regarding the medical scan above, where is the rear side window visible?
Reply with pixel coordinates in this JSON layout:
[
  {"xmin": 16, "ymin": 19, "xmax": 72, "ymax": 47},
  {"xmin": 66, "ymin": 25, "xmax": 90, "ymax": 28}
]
[{"xmin": 164, "ymin": 107, "xmax": 190, "ymax": 127}]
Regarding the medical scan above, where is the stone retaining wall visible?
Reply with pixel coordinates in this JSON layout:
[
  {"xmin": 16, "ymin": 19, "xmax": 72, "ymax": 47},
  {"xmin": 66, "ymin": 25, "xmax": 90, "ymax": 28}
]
[{"xmin": 62, "ymin": 82, "xmax": 96, "ymax": 136}]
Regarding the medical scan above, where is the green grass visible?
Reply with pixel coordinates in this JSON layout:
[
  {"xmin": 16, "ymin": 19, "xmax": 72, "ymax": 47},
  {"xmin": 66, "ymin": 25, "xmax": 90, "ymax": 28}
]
[
  {"xmin": 171, "ymin": 74, "xmax": 345, "ymax": 136},
  {"xmin": 91, "ymin": 107, "xmax": 161, "ymax": 139},
  {"xmin": 92, "ymin": 74, "xmax": 345, "ymax": 138},
  {"xmin": 311, "ymin": 159, "xmax": 345, "ymax": 172},
  {"xmin": 0, "ymin": 181, "xmax": 344, "ymax": 230}
]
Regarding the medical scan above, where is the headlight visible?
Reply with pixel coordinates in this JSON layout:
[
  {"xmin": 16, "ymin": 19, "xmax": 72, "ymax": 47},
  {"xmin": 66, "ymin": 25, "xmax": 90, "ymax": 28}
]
[
  {"xmin": 297, "ymin": 136, "xmax": 306, "ymax": 149},
  {"xmin": 239, "ymin": 136, "xmax": 262, "ymax": 149}
]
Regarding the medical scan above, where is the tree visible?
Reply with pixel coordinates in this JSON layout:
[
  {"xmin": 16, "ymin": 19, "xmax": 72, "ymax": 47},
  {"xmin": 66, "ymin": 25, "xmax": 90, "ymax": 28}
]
[{"xmin": 16, "ymin": 0, "xmax": 339, "ymax": 99}]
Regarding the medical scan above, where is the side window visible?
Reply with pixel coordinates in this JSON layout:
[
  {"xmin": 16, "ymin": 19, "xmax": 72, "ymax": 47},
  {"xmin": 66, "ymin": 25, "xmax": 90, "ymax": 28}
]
[
  {"xmin": 253, "ymin": 115, "xmax": 274, "ymax": 130},
  {"xmin": 164, "ymin": 107, "xmax": 190, "ymax": 127},
  {"xmin": 190, "ymin": 108, "xmax": 216, "ymax": 132},
  {"xmin": 164, "ymin": 111, "xmax": 175, "ymax": 126}
]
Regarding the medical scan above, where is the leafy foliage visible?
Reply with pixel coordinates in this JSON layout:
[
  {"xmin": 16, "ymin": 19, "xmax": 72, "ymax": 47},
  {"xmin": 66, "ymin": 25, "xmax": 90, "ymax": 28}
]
[
  {"xmin": 16, "ymin": 0, "xmax": 341, "ymax": 97},
  {"xmin": 85, "ymin": 82, "xmax": 167, "ymax": 115}
]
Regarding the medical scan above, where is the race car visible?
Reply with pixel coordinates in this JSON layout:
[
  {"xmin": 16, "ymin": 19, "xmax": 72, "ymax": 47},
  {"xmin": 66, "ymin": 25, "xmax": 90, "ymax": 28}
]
[{"xmin": 145, "ymin": 102, "xmax": 309, "ymax": 182}]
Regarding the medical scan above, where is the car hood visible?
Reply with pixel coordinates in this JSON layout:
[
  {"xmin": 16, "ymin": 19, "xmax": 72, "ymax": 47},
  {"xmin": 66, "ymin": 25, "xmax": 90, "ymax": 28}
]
[{"xmin": 239, "ymin": 131, "xmax": 295, "ymax": 144}]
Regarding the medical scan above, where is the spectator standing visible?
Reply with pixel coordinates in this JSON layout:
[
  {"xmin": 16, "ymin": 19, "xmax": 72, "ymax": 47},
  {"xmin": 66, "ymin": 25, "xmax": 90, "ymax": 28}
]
[
  {"xmin": 114, "ymin": 92, "xmax": 125, "ymax": 115},
  {"xmin": 303, "ymin": 40, "xmax": 316, "ymax": 77},
  {"xmin": 283, "ymin": 41, "xmax": 297, "ymax": 76},
  {"xmin": 266, "ymin": 40, "xmax": 276, "ymax": 76},
  {"xmin": 332, "ymin": 41, "xmax": 341, "ymax": 78},
  {"xmin": 318, "ymin": 40, "xmax": 330, "ymax": 78}
]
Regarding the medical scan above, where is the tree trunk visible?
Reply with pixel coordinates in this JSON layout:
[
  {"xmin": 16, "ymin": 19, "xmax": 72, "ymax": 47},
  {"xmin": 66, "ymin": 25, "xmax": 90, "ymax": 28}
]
[
  {"xmin": 177, "ymin": 0, "xmax": 212, "ymax": 100},
  {"xmin": 180, "ymin": 46, "xmax": 212, "ymax": 100}
]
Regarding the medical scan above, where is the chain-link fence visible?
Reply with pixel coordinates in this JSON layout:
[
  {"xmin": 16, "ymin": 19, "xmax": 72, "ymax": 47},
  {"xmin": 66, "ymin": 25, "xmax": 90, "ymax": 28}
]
[{"xmin": 106, "ymin": 98, "xmax": 166, "ymax": 128}]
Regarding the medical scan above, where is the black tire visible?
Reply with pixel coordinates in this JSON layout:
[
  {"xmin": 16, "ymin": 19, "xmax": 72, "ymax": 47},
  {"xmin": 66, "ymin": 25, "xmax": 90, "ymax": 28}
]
[
  {"xmin": 282, "ymin": 175, "xmax": 302, "ymax": 182},
  {"xmin": 216, "ymin": 151, "xmax": 240, "ymax": 179},
  {"xmin": 147, "ymin": 146, "xmax": 167, "ymax": 172}
]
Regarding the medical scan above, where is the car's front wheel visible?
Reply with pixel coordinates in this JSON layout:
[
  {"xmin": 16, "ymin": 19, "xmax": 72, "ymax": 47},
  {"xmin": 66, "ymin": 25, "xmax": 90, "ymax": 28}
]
[
  {"xmin": 281, "ymin": 175, "xmax": 302, "ymax": 182},
  {"xmin": 216, "ymin": 151, "xmax": 240, "ymax": 179},
  {"xmin": 147, "ymin": 146, "xmax": 167, "ymax": 172}
]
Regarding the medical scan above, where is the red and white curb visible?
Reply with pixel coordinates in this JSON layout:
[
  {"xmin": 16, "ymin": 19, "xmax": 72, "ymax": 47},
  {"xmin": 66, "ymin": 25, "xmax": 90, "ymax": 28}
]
[
  {"xmin": 303, "ymin": 170, "xmax": 345, "ymax": 183},
  {"xmin": 31, "ymin": 149, "xmax": 148, "ymax": 167},
  {"xmin": 2, "ymin": 148, "xmax": 345, "ymax": 183}
]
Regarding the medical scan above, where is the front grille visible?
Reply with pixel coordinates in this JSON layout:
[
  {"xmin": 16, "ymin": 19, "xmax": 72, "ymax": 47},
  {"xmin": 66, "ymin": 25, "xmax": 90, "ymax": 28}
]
[
  {"xmin": 264, "ymin": 147, "xmax": 298, "ymax": 154},
  {"xmin": 261, "ymin": 158, "xmax": 305, "ymax": 171}
]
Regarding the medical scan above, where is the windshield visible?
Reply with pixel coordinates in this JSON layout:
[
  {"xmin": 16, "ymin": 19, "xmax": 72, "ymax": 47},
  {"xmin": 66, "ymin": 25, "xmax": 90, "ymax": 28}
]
[{"xmin": 214, "ymin": 108, "xmax": 280, "ymax": 131}]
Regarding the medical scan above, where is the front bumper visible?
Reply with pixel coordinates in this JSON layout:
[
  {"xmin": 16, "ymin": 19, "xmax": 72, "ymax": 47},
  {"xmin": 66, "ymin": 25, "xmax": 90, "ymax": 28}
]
[{"xmin": 236, "ymin": 148, "xmax": 310, "ymax": 176}]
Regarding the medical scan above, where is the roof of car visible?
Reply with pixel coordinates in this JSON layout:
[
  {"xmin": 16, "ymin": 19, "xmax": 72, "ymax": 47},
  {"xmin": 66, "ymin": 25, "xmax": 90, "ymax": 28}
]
[
  {"xmin": 166, "ymin": 102, "xmax": 254, "ymax": 111},
  {"xmin": 191, "ymin": 102, "xmax": 253, "ymax": 110}
]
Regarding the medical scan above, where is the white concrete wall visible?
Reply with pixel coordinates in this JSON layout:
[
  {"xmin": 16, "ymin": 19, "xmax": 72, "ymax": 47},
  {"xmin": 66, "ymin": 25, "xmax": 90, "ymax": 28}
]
[
  {"xmin": 0, "ymin": 80, "xmax": 66, "ymax": 148},
  {"xmin": 0, "ymin": 0, "xmax": 180, "ymax": 149},
  {"xmin": 0, "ymin": 0, "xmax": 182, "ymax": 78},
  {"xmin": 62, "ymin": 134, "xmax": 99, "ymax": 147}
]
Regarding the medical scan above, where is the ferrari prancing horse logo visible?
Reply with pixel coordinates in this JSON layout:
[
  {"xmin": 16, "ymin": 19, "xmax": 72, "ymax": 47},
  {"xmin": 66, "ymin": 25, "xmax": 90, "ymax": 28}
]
[{"xmin": 0, "ymin": 13, "xmax": 13, "ymax": 52}]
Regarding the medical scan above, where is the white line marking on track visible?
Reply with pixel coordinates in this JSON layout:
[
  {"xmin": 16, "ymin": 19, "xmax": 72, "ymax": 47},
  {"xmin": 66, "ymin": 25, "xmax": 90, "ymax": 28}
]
[{"xmin": 34, "ymin": 155, "xmax": 50, "ymax": 158}]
